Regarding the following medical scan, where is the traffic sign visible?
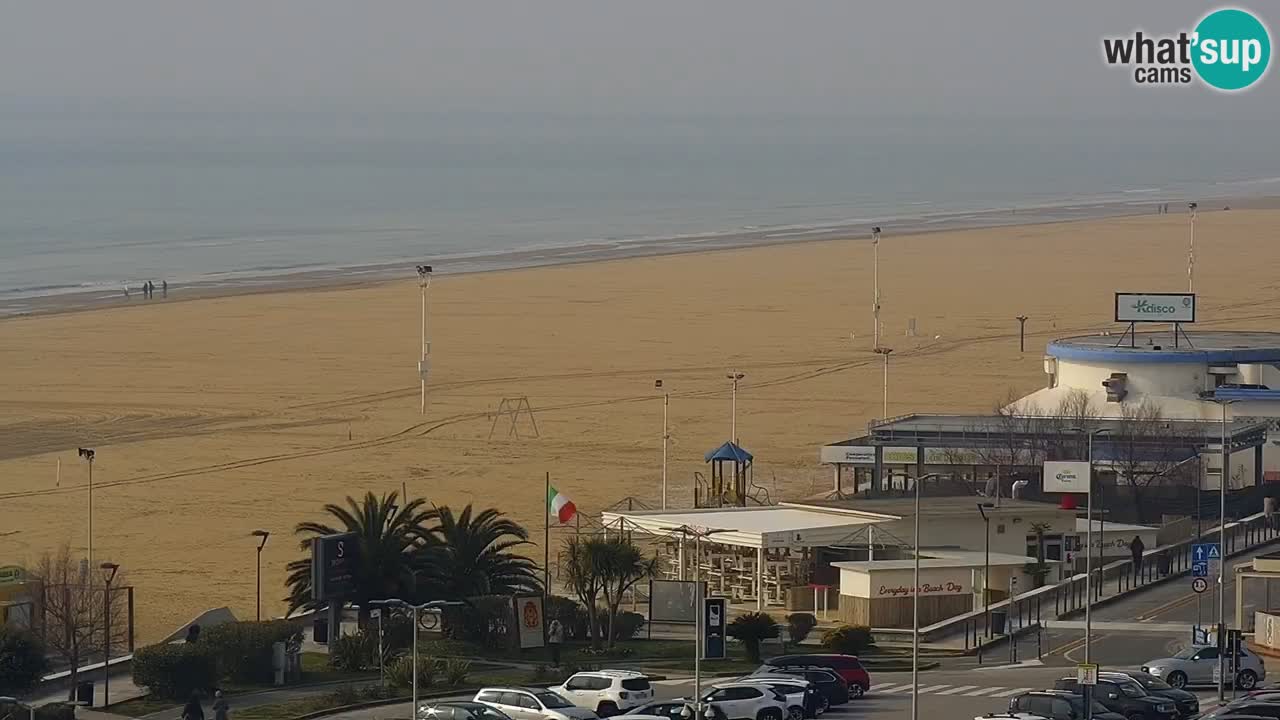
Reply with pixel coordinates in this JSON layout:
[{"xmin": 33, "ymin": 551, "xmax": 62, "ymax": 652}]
[
  {"xmin": 1078, "ymin": 663, "xmax": 1099, "ymax": 685},
  {"xmin": 1193, "ymin": 543, "xmax": 1221, "ymax": 563},
  {"xmin": 1192, "ymin": 561, "xmax": 1209, "ymax": 577},
  {"xmin": 1192, "ymin": 577, "xmax": 1209, "ymax": 594}
]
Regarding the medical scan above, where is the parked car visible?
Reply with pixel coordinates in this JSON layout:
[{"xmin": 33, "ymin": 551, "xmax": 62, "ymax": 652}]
[
  {"xmin": 1100, "ymin": 671, "xmax": 1198, "ymax": 718},
  {"xmin": 735, "ymin": 677, "xmax": 822, "ymax": 719},
  {"xmin": 1053, "ymin": 676, "xmax": 1178, "ymax": 720},
  {"xmin": 474, "ymin": 688, "xmax": 599, "ymax": 720},
  {"xmin": 751, "ymin": 668, "xmax": 851, "ymax": 705},
  {"xmin": 1198, "ymin": 702, "xmax": 1280, "ymax": 720},
  {"xmin": 1006, "ymin": 691, "xmax": 1125, "ymax": 720},
  {"xmin": 418, "ymin": 702, "xmax": 515, "ymax": 720},
  {"xmin": 699, "ymin": 682, "xmax": 788, "ymax": 720},
  {"xmin": 550, "ymin": 670, "xmax": 654, "ymax": 716},
  {"xmin": 764, "ymin": 655, "xmax": 871, "ymax": 696},
  {"xmin": 1141, "ymin": 644, "xmax": 1267, "ymax": 689},
  {"xmin": 623, "ymin": 699, "xmax": 722, "ymax": 720}
]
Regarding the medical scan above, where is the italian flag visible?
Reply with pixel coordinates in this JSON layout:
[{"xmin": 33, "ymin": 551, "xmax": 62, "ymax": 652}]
[{"xmin": 547, "ymin": 485, "xmax": 577, "ymax": 524}]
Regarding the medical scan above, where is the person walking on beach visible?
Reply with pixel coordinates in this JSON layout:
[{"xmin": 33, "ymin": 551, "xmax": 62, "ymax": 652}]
[
  {"xmin": 1130, "ymin": 535, "xmax": 1145, "ymax": 581},
  {"xmin": 123, "ymin": 285, "xmax": 131, "ymax": 300},
  {"xmin": 212, "ymin": 690, "xmax": 229, "ymax": 720},
  {"xmin": 162, "ymin": 280, "xmax": 168, "ymax": 298},
  {"xmin": 182, "ymin": 692, "xmax": 205, "ymax": 720},
  {"xmin": 547, "ymin": 617, "xmax": 564, "ymax": 666}
]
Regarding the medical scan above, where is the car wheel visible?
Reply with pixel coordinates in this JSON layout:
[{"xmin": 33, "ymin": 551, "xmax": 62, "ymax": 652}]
[
  {"xmin": 1237, "ymin": 670, "xmax": 1259, "ymax": 690},
  {"xmin": 1166, "ymin": 671, "xmax": 1188, "ymax": 689},
  {"xmin": 1127, "ymin": 713, "xmax": 1145, "ymax": 720},
  {"xmin": 848, "ymin": 683, "xmax": 866, "ymax": 699},
  {"xmin": 597, "ymin": 702, "xmax": 619, "ymax": 717},
  {"xmin": 816, "ymin": 695, "xmax": 829, "ymax": 714},
  {"xmin": 787, "ymin": 706, "xmax": 804, "ymax": 720},
  {"xmin": 756, "ymin": 709, "xmax": 783, "ymax": 720}
]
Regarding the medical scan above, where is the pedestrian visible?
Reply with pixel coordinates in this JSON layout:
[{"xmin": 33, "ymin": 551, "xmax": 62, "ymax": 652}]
[
  {"xmin": 1264, "ymin": 496, "xmax": 1276, "ymax": 531},
  {"xmin": 1130, "ymin": 535, "xmax": 1146, "ymax": 581},
  {"xmin": 547, "ymin": 617, "xmax": 564, "ymax": 667},
  {"xmin": 182, "ymin": 692, "xmax": 205, "ymax": 720},
  {"xmin": 162, "ymin": 280, "xmax": 168, "ymax": 298},
  {"xmin": 146, "ymin": 280, "xmax": 154, "ymax": 299},
  {"xmin": 983, "ymin": 472, "xmax": 998, "ymax": 498},
  {"xmin": 213, "ymin": 690, "xmax": 229, "ymax": 720},
  {"xmin": 123, "ymin": 285, "xmax": 130, "ymax": 300}
]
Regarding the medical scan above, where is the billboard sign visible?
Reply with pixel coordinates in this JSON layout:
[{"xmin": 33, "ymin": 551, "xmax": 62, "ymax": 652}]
[
  {"xmin": 311, "ymin": 532, "xmax": 360, "ymax": 602},
  {"xmin": 1115, "ymin": 292, "xmax": 1196, "ymax": 323},
  {"xmin": 649, "ymin": 579, "xmax": 702, "ymax": 624},
  {"xmin": 819, "ymin": 445, "xmax": 918, "ymax": 465},
  {"xmin": 1043, "ymin": 461, "xmax": 1091, "ymax": 493},
  {"xmin": 703, "ymin": 598, "xmax": 727, "ymax": 659},
  {"xmin": 514, "ymin": 595, "xmax": 545, "ymax": 649}
]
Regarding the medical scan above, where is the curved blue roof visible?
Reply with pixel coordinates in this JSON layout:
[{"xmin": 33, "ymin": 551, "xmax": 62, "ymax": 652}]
[
  {"xmin": 1047, "ymin": 331, "xmax": 1280, "ymax": 365},
  {"xmin": 705, "ymin": 441, "xmax": 753, "ymax": 464}
]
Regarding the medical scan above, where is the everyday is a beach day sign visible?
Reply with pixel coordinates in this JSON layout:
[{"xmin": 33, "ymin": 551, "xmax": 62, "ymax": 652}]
[{"xmin": 1115, "ymin": 292, "xmax": 1196, "ymax": 323}]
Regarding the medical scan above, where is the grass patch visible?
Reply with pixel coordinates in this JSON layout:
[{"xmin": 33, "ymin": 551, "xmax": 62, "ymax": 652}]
[{"xmin": 107, "ymin": 695, "xmax": 181, "ymax": 718}]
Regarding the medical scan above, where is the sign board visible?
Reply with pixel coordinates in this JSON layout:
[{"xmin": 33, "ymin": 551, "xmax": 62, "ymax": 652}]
[
  {"xmin": 1193, "ymin": 543, "xmax": 1221, "ymax": 565},
  {"xmin": 703, "ymin": 597, "xmax": 727, "ymax": 660},
  {"xmin": 1115, "ymin": 292, "xmax": 1196, "ymax": 323},
  {"xmin": 514, "ymin": 595, "xmax": 545, "ymax": 649},
  {"xmin": 1192, "ymin": 577, "xmax": 1209, "ymax": 594},
  {"xmin": 310, "ymin": 532, "xmax": 360, "ymax": 603},
  {"xmin": 649, "ymin": 579, "xmax": 703, "ymax": 624},
  {"xmin": 1078, "ymin": 664, "xmax": 1098, "ymax": 685},
  {"xmin": 1192, "ymin": 561, "xmax": 1209, "ymax": 577},
  {"xmin": 1044, "ymin": 461, "xmax": 1091, "ymax": 494},
  {"xmin": 819, "ymin": 445, "xmax": 918, "ymax": 465},
  {"xmin": 0, "ymin": 566, "xmax": 25, "ymax": 586}
]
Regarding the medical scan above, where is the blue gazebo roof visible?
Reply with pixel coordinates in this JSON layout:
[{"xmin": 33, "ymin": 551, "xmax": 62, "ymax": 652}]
[{"xmin": 704, "ymin": 441, "xmax": 753, "ymax": 464}]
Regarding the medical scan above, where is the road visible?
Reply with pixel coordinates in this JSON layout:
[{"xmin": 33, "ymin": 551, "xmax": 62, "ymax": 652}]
[{"xmin": 321, "ymin": 666, "xmax": 1252, "ymax": 720}]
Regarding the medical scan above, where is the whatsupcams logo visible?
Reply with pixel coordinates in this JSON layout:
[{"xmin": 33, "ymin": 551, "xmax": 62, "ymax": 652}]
[{"xmin": 1103, "ymin": 8, "xmax": 1271, "ymax": 90}]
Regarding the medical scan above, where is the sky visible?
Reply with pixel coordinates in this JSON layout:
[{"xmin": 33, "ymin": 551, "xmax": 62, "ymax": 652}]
[{"xmin": 1, "ymin": 1, "xmax": 1276, "ymax": 131}]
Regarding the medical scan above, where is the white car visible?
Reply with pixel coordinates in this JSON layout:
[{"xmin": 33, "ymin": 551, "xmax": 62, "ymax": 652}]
[
  {"xmin": 474, "ymin": 687, "xmax": 599, "ymax": 720},
  {"xmin": 734, "ymin": 677, "xmax": 820, "ymax": 719},
  {"xmin": 700, "ymin": 682, "xmax": 788, "ymax": 720},
  {"xmin": 551, "ymin": 670, "xmax": 654, "ymax": 716}
]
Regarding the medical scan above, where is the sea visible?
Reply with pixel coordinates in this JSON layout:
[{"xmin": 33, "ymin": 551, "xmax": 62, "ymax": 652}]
[{"xmin": 3, "ymin": 110, "xmax": 1280, "ymax": 315}]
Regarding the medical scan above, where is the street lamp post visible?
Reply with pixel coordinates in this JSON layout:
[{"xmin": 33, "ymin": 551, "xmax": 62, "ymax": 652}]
[
  {"xmin": 1200, "ymin": 391, "xmax": 1236, "ymax": 701},
  {"xmin": 1016, "ymin": 315, "xmax": 1029, "ymax": 353},
  {"xmin": 1069, "ymin": 425, "xmax": 1111, "ymax": 720},
  {"xmin": 873, "ymin": 347, "xmax": 893, "ymax": 419},
  {"xmin": 252, "ymin": 530, "xmax": 270, "ymax": 621},
  {"xmin": 371, "ymin": 599, "xmax": 463, "ymax": 719},
  {"xmin": 669, "ymin": 525, "xmax": 728, "ymax": 718},
  {"xmin": 911, "ymin": 473, "xmax": 943, "ymax": 720},
  {"xmin": 100, "ymin": 562, "xmax": 119, "ymax": 707},
  {"xmin": 871, "ymin": 226, "xmax": 882, "ymax": 348},
  {"xmin": 976, "ymin": 503, "xmax": 994, "ymax": 634},
  {"xmin": 726, "ymin": 371, "xmax": 745, "ymax": 443},
  {"xmin": 657, "ymin": 379, "xmax": 669, "ymax": 510},
  {"xmin": 1188, "ymin": 203, "xmax": 1198, "ymax": 293},
  {"xmin": 78, "ymin": 448, "xmax": 95, "ymax": 565},
  {"xmin": 416, "ymin": 265, "xmax": 433, "ymax": 415}
]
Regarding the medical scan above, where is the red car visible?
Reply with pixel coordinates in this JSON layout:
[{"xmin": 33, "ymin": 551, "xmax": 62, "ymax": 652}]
[{"xmin": 766, "ymin": 654, "xmax": 871, "ymax": 697}]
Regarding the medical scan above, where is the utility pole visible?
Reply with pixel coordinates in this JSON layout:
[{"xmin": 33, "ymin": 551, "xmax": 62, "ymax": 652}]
[
  {"xmin": 1188, "ymin": 203, "xmax": 1198, "ymax": 293},
  {"xmin": 726, "ymin": 371, "xmax": 745, "ymax": 442},
  {"xmin": 252, "ymin": 530, "xmax": 270, "ymax": 621},
  {"xmin": 872, "ymin": 226, "xmax": 882, "ymax": 348},
  {"xmin": 78, "ymin": 448, "xmax": 95, "ymax": 565},
  {"xmin": 873, "ymin": 347, "xmax": 893, "ymax": 419},
  {"xmin": 656, "ymin": 380, "xmax": 669, "ymax": 510},
  {"xmin": 1016, "ymin": 315, "xmax": 1029, "ymax": 353},
  {"xmin": 416, "ymin": 265, "xmax": 432, "ymax": 415}
]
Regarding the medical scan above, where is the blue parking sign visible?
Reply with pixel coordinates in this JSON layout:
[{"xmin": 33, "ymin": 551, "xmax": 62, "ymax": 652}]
[{"xmin": 1192, "ymin": 561, "xmax": 1208, "ymax": 577}]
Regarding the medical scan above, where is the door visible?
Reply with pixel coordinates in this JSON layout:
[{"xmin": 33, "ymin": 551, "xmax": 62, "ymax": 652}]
[
  {"xmin": 498, "ymin": 692, "xmax": 532, "ymax": 720},
  {"xmin": 1191, "ymin": 648, "xmax": 1219, "ymax": 683},
  {"xmin": 707, "ymin": 687, "xmax": 759, "ymax": 719},
  {"xmin": 561, "ymin": 675, "xmax": 595, "ymax": 707},
  {"xmin": 517, "ymin": 694, "xmax": 543, "ymax": 720}
]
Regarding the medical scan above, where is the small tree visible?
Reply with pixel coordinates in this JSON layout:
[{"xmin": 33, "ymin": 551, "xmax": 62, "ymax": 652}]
[
  {"xmin": 0, "ymin": 625, "xmax": 48, "ymax": 695},
  {"xmin": 562, "ymin": 537, "xmax": 607, "ymax": 649},
  {"xmin": 595, "ymin": 539, "xmax": 656, "ymax": 649},
  {"xmin": 820, "ymin": 625, "xmax": 875, "ymax": 656},
  {"xmin": 785, "ymin": 613, "xmax": 818, "ymax": 646},
  {"xmin": 726, "ymin": 612, "xmax": 779, "ymax": 663},
  {"xmin": 31, "ymin": 545, "xmax": 130, "ymax": 700}
]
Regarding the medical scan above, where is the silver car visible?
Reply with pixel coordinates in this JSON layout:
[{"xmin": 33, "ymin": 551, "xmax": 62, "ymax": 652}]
[{"xmin": 1141, "ymin": 645, "xmax": 1266, "ymax": 689}]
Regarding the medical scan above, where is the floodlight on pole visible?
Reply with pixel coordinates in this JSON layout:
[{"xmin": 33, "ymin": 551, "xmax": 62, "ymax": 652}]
[
  {"xmin": 416, "ymin": 265, "xmax": 433, "ymax": 415},
  {"xmin": 910, "ymin": 473, "xmax": 944, "ymax": 720},
  {"xmin": 1200, "ymin": 390, "xmax": 1236, "ymax": 702},
  {"xmin": 873, "ymin": 347, "xmax": 893, "ymax": 420},
  {"xmin": 726, "ymin": 371, "xmax": 745, "ymax": 443},
  {"xmin": 78, "ymin": 448, "xmax": 95, "ymax": 566},
  {"xmin": 656, "ymin": 379, "xmax": 669, "ymax": 510},
  {"xmin": 1016, "ymin": 315, "xmax": 1029, "ymax": 353},
  {"xmin": 100, "ymin": 562, "xmax": 119, "ymax": 706},
  {"xmin": 1188, "ymin": 203, "xmax": 1198, "ymax": 293},
  {"xmin": 252, "ymin": 530, "xmax": 270, "ymax": 621},
  {"xmin": 975, "ymin": 502, "xmax": 995, "ymax": 635},
  {"xmin": 871, "ymin": 226, "xmax": 882, "ymax": 348},
  {"xmin": 1068, "ymin": 425, "xmax": 1111, "ymax": 720}
]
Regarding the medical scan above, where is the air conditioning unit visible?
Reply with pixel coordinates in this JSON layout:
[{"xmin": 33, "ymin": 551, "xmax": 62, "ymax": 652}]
[{"xmin": 1102, "ymin": 372, "xmax": 1128, "ymax": 402}]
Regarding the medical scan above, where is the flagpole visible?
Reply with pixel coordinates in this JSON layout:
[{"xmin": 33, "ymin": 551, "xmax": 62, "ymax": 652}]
[{"xmin": 544, "ymin": 471, "xmax": 551, "ymax": 598}]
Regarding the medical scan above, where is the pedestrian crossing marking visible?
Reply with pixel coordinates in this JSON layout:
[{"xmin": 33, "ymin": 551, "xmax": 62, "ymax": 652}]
[
  {"xmin": 873, "ymin": 683, "xmax": 909, "ymax": 694},
  {"xmin": 962, "ymin": 687, "xmax": 1007, "ymax": 697},
  {"xmin": 936, "ymin": 685, "xmax": 980, "ymax": 695},
  {"xmin": 914, "ymin": 685, "xmax": 952, "ymax": 694},
  {"xmin": 989, "ymin": 687, "xmax": 1034, "ymax": 698},
  {"xmin": 871, "ymin": 683, "xmax": 1038, "ymax": 698}
]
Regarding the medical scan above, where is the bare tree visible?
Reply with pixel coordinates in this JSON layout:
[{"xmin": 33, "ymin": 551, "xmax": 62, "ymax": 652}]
[
  {"xmin": 1041, "ymin": 389, "xmax": 1101, "ymax": 462},
  {"xmin": 32, "ymin": 545, "xmax": 130, "ymax": 700},
  {"xmin": 1108, "ymin": 399, "xmax": 1202, "ymax": 523},
  {"xmin": 963, "ymin": 389, "xmax": 1047, "ymax": 497}
]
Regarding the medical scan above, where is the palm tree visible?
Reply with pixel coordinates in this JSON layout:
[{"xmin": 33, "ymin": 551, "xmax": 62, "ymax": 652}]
[
  {"xmin": 423, "ymin": 504, "xmax": 540, "ymax": 600},
  {"xmin": 285, "ymin": 491, "xmax": 438, "ymax": 623}
]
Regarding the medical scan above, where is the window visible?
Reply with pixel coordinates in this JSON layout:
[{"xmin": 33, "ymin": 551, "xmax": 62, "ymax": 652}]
[
  {"xmin": 1051, "ymin": 699, "xmax": 1074, "ymax": 718},
  {"xmin": 1023, "ymin": 697, "xmax": 1052, "ymax": 717},
  {"xmin": 622, "ymin": 678, "xmax": 651, "ymax": 691},
  {"xmin": 716, "ymin": 687, "xmax": 759, "ymax": 701},
  {"xmin": 497, "ymin": 693, "xmax": 523, "ymax": 707},
  {"xmin": 474, "ymin": 708, "xmax": 510, "ymax": 720},
  {"xmin": 517, "ymin": 695, "xmax": 540, "ymax": 711},
  {"xmin": 1195, "ymin": 647, "xmax": 1219, "ymax": 660},
  {"xmin": 1117, "ymin": 683, "xmax": 1145, "ymax": 698},
  {"xmin": 534, "ymin": 693, "xmax": 573, "ymax": 709},
  {"xmin": 565, "ymin": 676, "xmax": 594, "ymax": 691},
  {"xmin": 477, "ymin": 692, "xmax": 502, "ymax": 704}
]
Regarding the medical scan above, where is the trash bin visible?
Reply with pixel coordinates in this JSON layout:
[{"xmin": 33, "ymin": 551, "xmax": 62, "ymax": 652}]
[
  {"xmin": 990, "ymin": 609, "xmax": 1008, "ymax": 635},
  {"xmin": 1158, "ymin": 554, "xmax": 1171, "ymax": 576},
  {"xmin": 313, "ymin": 616, "xmax": 329, "ymax": 644},
  {"xmin": 76, "ymin": 681, "xmax": 95, "ymax": 706}
]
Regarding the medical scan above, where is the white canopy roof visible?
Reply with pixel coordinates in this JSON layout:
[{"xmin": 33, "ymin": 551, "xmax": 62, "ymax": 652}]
[{"xmin": 600, "ymin": 505, "xmax": 897, "ymax": 549}]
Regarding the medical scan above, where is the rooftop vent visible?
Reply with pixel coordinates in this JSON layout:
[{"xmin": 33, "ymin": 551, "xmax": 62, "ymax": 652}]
[{"xmin": 1102, "ymin": 372, "xmax": 1128, "ymax": 403}]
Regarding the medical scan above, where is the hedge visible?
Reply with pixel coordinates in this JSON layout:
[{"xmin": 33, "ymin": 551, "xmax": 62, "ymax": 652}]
[
  {"xmin": 200, "ymin": 620, "xmax": 303, "ymax": 684},
  {"xmin": 133, "ymin": 643, "xmax": 219, "ymax": 701},
  {"xmin": 0, "ymin": 625, "xmax": 49, "ymax": 695}
]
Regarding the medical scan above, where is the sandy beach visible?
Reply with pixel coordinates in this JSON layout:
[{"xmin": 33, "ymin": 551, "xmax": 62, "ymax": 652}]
[{"xmin": 4, "ymin": 207, "xmax": 1280, "ymax": 641}]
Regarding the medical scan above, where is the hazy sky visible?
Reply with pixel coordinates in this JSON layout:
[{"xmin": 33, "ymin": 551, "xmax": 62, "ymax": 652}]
[{"xmin": 2, "ymin": 1, "xmax": 1275, "ymax": 122}]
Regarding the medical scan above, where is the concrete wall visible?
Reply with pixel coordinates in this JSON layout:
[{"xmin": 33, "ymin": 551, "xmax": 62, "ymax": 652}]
[{"xmin": 875, "ymin": 511, "xmax": 1075, "ymax": 558}]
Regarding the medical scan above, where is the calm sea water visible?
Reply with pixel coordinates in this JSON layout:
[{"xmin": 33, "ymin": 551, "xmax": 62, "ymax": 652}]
[{"xmin": 3, "ymin": 111, "xmax": 1279, "ymax": 306}]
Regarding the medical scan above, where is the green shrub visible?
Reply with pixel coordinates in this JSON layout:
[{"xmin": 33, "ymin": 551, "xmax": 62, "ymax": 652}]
[
  {"xmin": 329, "ymin": 633, "xmax": 375, "ymax": 672},
  {"xmin": 785, "ymin": 613, "xmax": 818, "ymax": 645},
  {"xmin": 385, "ymin": 655, "xmax": 436, "ymax": 689},
  {"xmin": 820, "ymin": 625, "xmax": 875, "ymax": 656},
  {"xmin": 726, "ymin": 612, "xmax": 780, "ymax": 663},
  {"xmin": 360, "ymin": 683, "xmax": 389, "ymax": 701},
  {"xmin": 0, "ymin": 625, "xmax": 49, "ymax": 695},
  {"xmin": 200, "ymin": 620, "xmax": 303, "ymax": 684},
  {"xmin": 330, "ymin": 684, "xmax": 361, "ymax": 706},
  {"xmin": 546, "ymin": 596, "xmax": 590, "ymax": 641},
  {"xmin": 34, "ymin": 703, "xmax": 76, "ymax": 720},
  {"xmin": 445, "ymin": 597, "xmax": 514, "ymax": 650},
  {"xmin": 443, "ymin": 658, "xmax": 471, "ymax": 686},
  {"xmin": 132, "ymin": 643, "xmax": 219, "ymax": 700}
]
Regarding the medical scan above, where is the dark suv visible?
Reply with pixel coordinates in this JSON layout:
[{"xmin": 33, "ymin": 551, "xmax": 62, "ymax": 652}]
[
  {"xmin": 751, "ymin": 668, "xmax": 850, "ymax": 705},
  {"xmin": 1102, "ymin": 672, "xmax": 1198, "ymax": 718},
  {"xmin": 1054, "ymin": 677, "xmax": 1178, "ymax": 720},
  {"xmin": 765, "ymin": 655, "xmax": 870, "ymax": 696},
  {"xmin": 1008, "ymin": 691, "xmax": 1124, "ymax": 720}
]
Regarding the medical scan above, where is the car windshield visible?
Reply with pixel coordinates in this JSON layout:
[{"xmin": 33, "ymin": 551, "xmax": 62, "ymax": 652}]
[
  {"xmin": 1137, "ymin": 676, "xmax": 1172, "ymax": 690},
  {"xmin": 1118, "ymin": 683, "xmax": 1147, "ymax": 698},
  {"xmin": 1173, "ymin": 647, "xmax": 1201, "ymax": 659},
  {"xmin": 622, "ymin": 679, "xmax": 651, "ymax": 691},
  {"xmin": 535, "ymin": 693, "xmax": 574, "ymax": 709},
  {"xmin": 475, "ymin": 708, "xmax": 511, "ymax": 720}
]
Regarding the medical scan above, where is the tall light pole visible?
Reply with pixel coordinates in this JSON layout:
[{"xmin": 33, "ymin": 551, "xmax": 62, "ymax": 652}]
[
  {"xmin": 371, "ymin": 599, "xmax": 462, "ymax": 718},
  {"xmin": 1188, "ymin": 203, "xmax": 1198, "ymax": 293},
  {"xmin": 871, "ymin": 226, "xmax": 882, "ymax": 348},
  {"xmin": 1016, "ymin": 315, "xmax": 1029, "ymax": 353},
  {"xmin": 416, "ymin": 265, "xmax": 433, "ymax": 415},
  {"xmin": 252, "ymin": 530, "xmax": 270, "ymax": 621},
  {"xmin": 100, "ymin": 562, "xmax": 119, "ymax": 707},
  {"xmin": 78, "ymin": 448, "xmax": 95, "ymax": 565},
  {"xmin": 1200, "ymin": 391, "xmax": 1235, "ymax": 701},
  {"xmin": 1069, "ymin": 426, "xmax": 1110, "ymax": 720},
  {"xmin": 911, "ymin": 474, "xmax": 943, "ymax": 720},
  {"xmin": 976, "ymin": 502, "xmax": 994, "ymax": 634},
  {"xmin": 873, "ymin": 347, "xmax": 893, "ymax": 419},
  {"xmin": 656, "ymin": 380, "xmax": 670, "ymax": 509},
  {"xmin": 669, "ymin": 525, "xmax": 728, "ymax": 718},
  {"xmin": 726, "ymin": 371, "xmax": 745, "ymax": 442}
]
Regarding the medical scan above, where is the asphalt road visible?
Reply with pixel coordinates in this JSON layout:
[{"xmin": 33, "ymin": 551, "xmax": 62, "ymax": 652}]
[{"xmin": 321, "ymin": 667, "xmax": 1251, "ymax": 720}]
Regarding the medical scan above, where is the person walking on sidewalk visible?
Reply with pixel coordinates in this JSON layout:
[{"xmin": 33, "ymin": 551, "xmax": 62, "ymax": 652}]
[
  {"xmin": 548, "ymin": 617, "xmax": 564, "ymax": 666},
  {"xmin": 1130, "ymin": 535, "xmax": 1146, "ymax": 581},
  {"xmin": 212, "ymin": 690, "xmax": 229, "ymax": 720},
  {"xmin": 182, "ymin": 692, "xmax": 205, "ymax": 720}
]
